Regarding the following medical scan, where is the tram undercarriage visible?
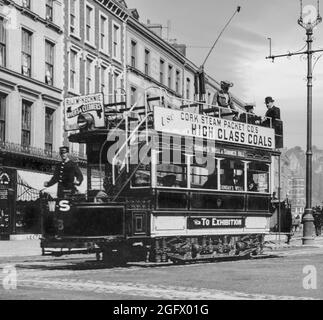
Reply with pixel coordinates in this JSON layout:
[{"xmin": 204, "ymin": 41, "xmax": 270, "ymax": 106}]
[{"xmin": 96, "ymin": 233, "xmax": 265, "ymax": 266}]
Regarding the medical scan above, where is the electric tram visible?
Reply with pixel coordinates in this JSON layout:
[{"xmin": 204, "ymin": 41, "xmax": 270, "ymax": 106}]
[{"xmin": 40, "ymin": 87, "xmax": 283, "ymax": 264}]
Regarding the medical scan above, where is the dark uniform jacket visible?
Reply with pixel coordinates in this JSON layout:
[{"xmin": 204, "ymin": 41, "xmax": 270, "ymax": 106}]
[
  {"xmin": 47, "ymin": 159, "xmax": 83, "ymax": 198},
  {"xmin": 265, "ymin": 105, "xmax": 280, "ymax": 120},
  {"xmin": 263, "ymin": 105, "xmax": 281, "ymax": 127}
]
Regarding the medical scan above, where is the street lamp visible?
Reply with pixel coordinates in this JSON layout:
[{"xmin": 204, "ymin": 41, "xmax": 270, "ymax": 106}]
[
  {"xmin": 266, "ymin": 0, "xmax": 323, "ymax": 245},
  {"xmin": 298, "ymin": 1, "xmax": 322, "ymax": 245}
]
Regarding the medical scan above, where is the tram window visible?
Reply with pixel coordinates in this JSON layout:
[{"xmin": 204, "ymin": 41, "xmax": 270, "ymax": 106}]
[
  {"xmin": 248, "ymin": 162, "xmax": 269, "ymax": 193},
  {"xmin": 190, "ymin": 158, "xmax": 218, "ymax": 190},
  {"xmin": 220, "ymin": 159, "xmax": 244, "ymax": 191},
  {"xmin": 132, "ymin": 165, "xmax": 151, "ymax": 187},
  {"xmin": 157, "ymin": 163, "xmax": 187, "ymax": 188}
]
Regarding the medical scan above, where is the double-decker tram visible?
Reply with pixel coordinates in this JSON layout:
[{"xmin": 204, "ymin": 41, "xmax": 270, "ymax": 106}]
[{"xmin": 41, "ymin": 87, "xmax": 283, "ymax": 264}]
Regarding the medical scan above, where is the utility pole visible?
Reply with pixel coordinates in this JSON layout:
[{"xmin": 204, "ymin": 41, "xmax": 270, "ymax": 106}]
[{"xmin": 266, "ymin": 0, "xmax": 323, "ymax": 245}]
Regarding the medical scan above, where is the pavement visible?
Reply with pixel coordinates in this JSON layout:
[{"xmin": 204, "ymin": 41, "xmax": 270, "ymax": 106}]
[
  {"xmin": 0, "ymin": 240, "xmax": 42, "ymax": 258},
  {"xmin": 0, "ymin": 233, "xmax": 322, "ymax": 259}
]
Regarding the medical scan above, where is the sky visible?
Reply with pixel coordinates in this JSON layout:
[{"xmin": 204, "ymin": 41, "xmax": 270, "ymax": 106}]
[{"xmin": 126, "ymin": 0, "xmax": 323, "ymax": 149}]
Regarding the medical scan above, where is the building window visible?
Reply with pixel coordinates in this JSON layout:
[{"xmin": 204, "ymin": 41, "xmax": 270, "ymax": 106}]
[
  {"xmin": 175, "ymin": 69, "xmax": 180, "ymax": 94},
  {"xmin": 69, "ymin": 50, "xmax": 77, "ymax": 90},
  {"xmin": 208, "ymin": 92, "xmax": 211, "ymax": 105},
  {"xmin": 0, "ymin": 17, "xmax": 6, "ymax": 67},
  {"xmin": 45, "ymin": 108, "xmax": 54, "ymax": 153},
  {"xmin": 21, "ymin": 100, "xmax": 32, "ymax": 147},
  {"xmin": 113, "ymin": 24, "xmax": 120, "ymax": 59},
  {"xmin": 113, "ymin": 72, "xmax": 121, "ymax": 100},
  {"xmin": 70, "ymin": 0, "xmax": 78, "ymax": 34},
  {"xmin": 131, "ymin": 40, "xmax": 136, "ymax": 68},
  {"xmin": 85, "ymin": 4, "xmax": 93, "ymax": 43},
  {"xmin": 46, "ymin": 0, "xmax": 53, "ymax": 21},
  {"xmin": 130, "ymin": 86, "xmax": 137, "ymax": 106},
  {"xmin": 159, "ymin": 59, "xmax": 164, "ymax": 84},
  {"xmin": 101, "ymin": 65, "xmax": 108, "ymax": 95},
  {"xmin": 22, "ymin": 0, "xmax": 31, "ymax": 9},
  {"xmin": 85, "ymin": 58, "xmax": 93, "ymax": 94},
  {"xmin": 0, "ymin": 94, "xmax": 6, "ymax": 142},
  {"xmin": 100, "ymin": 15, "xmax": 108, "ymax": 51},
  {"xmin": 186, "ymin": 78, "xmax": 190, "ymax": 100},
  {"xmin": 168, "ymin": 64, "xmax": 173, "ymax": 89},
  {"xmin": 144, "ymin": 49, "xmax": 150, "ymax": 76},
  {"xmin": 22, "ymin": 29, "xmax": 32, "ymax": 77},
  {"xmin": 45, "ymin": 40, "xmax": 54, "ymax": 85}
]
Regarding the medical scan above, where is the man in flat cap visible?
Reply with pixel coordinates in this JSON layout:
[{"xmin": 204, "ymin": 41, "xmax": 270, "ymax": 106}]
[
  {"xmin": 44, "ymin": 146, "xmax": 83, "ymax": 198},
  {"xmin": 214, "ymin": 80, "xmax": 239, "ymax": 119},
  {"xmin": 263, "ymin": 96, "xmax": 280, "ymax": 127}
]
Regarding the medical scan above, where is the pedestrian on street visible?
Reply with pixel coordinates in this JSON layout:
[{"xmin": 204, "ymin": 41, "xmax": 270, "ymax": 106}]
[
  {"xmin": 262, "ymin": 96, "xmax": 281, "ymax": 127},
  {"xmin": 44, "ymin": 146, "xmax": 83, "ymax": 198}
]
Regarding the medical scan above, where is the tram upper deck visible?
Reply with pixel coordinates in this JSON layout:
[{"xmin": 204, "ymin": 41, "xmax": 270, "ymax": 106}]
[{"xmin": 66, "ymin": 89, "xmax": 282, "ymax": 203}]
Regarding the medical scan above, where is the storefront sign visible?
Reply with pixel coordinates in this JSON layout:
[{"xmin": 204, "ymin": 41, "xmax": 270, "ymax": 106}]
[
  {"xmin": 187, "ymin": 217, "xmax": 245, "ymax": 229},
  {"xmin": 154, "ymin": 106, "xmax": 275, "ymax": 149},
  {"xmin": 64, "ymin": 93, "xmax": 105, "ymax": 131}
]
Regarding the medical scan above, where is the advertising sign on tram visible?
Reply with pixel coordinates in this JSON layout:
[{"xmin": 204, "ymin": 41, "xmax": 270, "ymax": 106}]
[
  {"xmin": 64, "ymin": 93, "xmax": 105, "ymax": 131},
  {"xmin": 154, "ymin": 106, "xmax": 275, "ymax": 149}
]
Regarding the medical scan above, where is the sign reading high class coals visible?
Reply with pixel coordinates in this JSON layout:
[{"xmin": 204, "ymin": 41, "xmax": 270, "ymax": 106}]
[{"xmin": 154, "ymin": 106, "xmax": 275, "ymax": 149}]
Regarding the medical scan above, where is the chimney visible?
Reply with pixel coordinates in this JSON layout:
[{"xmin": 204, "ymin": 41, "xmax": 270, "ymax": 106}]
[
  {"xmin": 171, "ymin": 43, "xmax": 187, "ymax": 56},
  {"xmin": 146, "ymin": 20, "xmax": 163, "ymax": 37}
]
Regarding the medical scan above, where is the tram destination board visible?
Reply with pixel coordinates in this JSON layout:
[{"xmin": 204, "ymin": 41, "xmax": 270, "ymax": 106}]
[{"xmin": 188, "ymin": 217, "xmax": 245, "ymax": 229}]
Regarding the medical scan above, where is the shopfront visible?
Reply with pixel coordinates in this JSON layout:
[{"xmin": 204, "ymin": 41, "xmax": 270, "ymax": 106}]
[{"xmin": 0, "ymin": 166, "xmax": 87, "ymax": 240}]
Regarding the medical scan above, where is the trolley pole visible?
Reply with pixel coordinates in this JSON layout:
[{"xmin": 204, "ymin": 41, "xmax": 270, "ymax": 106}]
[{"xmin": 266, "ymin": 1, "xmax": 323, "ymax": 245}]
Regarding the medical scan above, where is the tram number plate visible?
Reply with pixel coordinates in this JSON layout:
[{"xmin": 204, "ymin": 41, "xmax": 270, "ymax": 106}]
[{"xmin": 187, "ymin": 217, "xmax": 245, "ymax": 229}]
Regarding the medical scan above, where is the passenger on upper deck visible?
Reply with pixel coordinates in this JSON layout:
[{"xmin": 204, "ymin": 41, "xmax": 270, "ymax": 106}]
[
  {"xmin": 214, "ymin": 81, "xmax": 239, "ymax": 119},
  {"xmin": 262, "ymin": 96, "xmax": 281, "ymax": 127},
  {"xmin": 239, "ymin": 104, "xmax": 261, "ymax": 125}
]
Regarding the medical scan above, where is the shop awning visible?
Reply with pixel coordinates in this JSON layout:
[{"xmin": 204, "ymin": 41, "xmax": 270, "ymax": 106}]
[{"xmin": 17, "ymin": 170, "xmax": 87, "ymax": 201}]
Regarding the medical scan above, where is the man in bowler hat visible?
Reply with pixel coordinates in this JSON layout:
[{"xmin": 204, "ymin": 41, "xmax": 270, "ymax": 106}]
[
  {"xmin": 263, "ymin": 96, "xmax": 280, "ymax": 127},
  {"xmin": 44, "ymin": 146, "xmax": 83, "ymax": 198}
]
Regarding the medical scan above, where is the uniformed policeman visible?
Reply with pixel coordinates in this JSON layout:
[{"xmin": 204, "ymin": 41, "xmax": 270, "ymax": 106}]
[{"xmin": 44, "ymin": 146, "xmax": 83, "ymax": 198}]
